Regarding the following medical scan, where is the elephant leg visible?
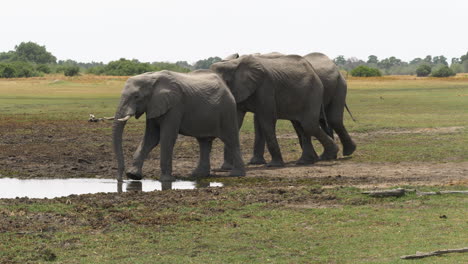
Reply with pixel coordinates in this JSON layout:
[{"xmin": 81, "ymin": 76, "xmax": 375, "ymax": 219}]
[
  {"xmin": 249, "ymin": 114, "xmax": 267, "ymax": 165},
  {"xmin": 191, "ymin": 137, "xmax": 213, "ymax": 178},
  {"xmin": 159, "ymin": 119, "xmax": 180, "ymax": 182},
  {"xmin": 326, "ymin": 103, "xmax": 356, "ymax": 156},
  {"xmin": 257, "ymin": 113, "xmax": 284, "ymax": 167},
  {"xmin": 127, "ymin": 118, "xmax": 160, "ymax": 180},
  {"xmin": 292, "ymin": 120, "xmax": 319, "ymax": 165},
  {"xmin": 219, "ymin": 126, "xmax": 245, "ymax": 177},
  {"xmin": 221, "ymin": 110, "xmax": 246, "ymax": 170},
  {"xmin": 301, "ymin": 118, "xmax": 338, "ymax": 161}
]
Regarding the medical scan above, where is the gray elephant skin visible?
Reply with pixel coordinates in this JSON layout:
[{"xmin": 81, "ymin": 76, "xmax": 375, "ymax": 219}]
[
  {"xmin": 112, "ymin": 70, "xmax": 245, "ymax": 182},
  {"xmin": 211, "ymin": 55, "xmax": 338, "ymax": 167},
  {"xmin": 223, "ymin": 52, "xmax": 356, "ymax": 165}
]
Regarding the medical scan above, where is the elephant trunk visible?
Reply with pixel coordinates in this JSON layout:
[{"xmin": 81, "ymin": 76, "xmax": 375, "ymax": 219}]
[{"xmin": 112, "ymin": 109, "xmax": 129, "ymax": 182}]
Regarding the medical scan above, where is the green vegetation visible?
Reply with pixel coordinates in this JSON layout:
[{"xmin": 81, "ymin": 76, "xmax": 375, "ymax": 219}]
[
  {"xmin": 416, "ymin": 64, "xmax": 431, "ymax": 77},
  {"xmin": 0, "ymin": 187, "xmax": 467, "ymax": 263},
  {"xmin": 63, "ymin": 65, "xmax": 80, "ymax": 77},
  {"xmin": 350, "ymin": 65, "xmax": 382, "ymax": 77},
  {"xmin": 431, "ymin": 65, "xmax": 456, "ymax": 77}
]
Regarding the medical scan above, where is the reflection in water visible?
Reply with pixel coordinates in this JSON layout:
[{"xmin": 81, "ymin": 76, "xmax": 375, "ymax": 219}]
[{"xmin": 0, "ymin": 178, "xmax": 223, "ymax": 199}]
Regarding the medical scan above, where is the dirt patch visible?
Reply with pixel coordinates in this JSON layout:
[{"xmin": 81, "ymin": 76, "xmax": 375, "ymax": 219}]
[{"xmin": 0, "ymin": 120, "xmax": 467, "ymax": 189}]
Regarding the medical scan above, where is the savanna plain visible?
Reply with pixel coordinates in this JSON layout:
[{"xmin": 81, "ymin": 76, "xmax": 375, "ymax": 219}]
[{"xmin": 0, "ymin": 75, "xmax": 467, "ymax": 263}]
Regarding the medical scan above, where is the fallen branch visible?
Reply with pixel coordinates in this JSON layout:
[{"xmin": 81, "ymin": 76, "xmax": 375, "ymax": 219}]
[
  {"xmin": 401, "ymin": 247, "xmax": 468, "ymax": 259},
  {"xmin": 417, "ymin": 190, "xmax": 468, "ymax": 196},
  {"xmin": 362, "ymin": 188, "xmax": 408, "ymax": 197}
]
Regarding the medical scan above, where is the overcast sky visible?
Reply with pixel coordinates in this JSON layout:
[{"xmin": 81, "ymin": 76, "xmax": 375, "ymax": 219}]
[{"xmin": 2, "ymin": 0, "xmax": 467, "ymax": 64}]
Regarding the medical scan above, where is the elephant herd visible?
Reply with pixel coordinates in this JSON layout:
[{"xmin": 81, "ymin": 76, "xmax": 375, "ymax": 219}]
[{"xmin": 112, "ymin": 52, "xmax": 356, "ymax": 182}]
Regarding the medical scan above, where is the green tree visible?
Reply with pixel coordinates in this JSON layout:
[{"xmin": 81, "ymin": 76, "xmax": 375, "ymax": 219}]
[
  {"xmin": 350, "ymin": 65, "xmax": 382, "ymax": 77},
  {"xmin": 410, "ymin": 58, "xmax": 422, "ymax": 65},
  {"xmin": 431, "ymin": 65, "xmax": 456, "ymax": 77},
  {"xmin": 0, "ymin": 63, "xmax": 17, "ymax": 78},
  {"xmin": 367, "ymin": 55, "xmax": 378, "ymax": 64},
  {"xmin": 63, "ymin": 65, "xmax": 80, "ymax": 76},
  {"xmin": 333, "ymin": 55, "xmax": 346, "ymax": 66},
  {"xmin": 193, "ymin": 57, "xmax": 221, "ymax": 69},
  {"xmin": 433, "ymin": 56, "xmax": 448, "ymax": 66},
  {"xmin": 416, "ymin": 64, "xmax": 431, "ymax": 77},
  {"xmin": 423, "ymin": 55, "xmax": 432, "ymax": 64},
  {"xmin": 14, "ymin": 42, "xmax": 57, "ymax": 64},
  {"xmin": 36, "ymin": 64, "xmax": 51, "ymax": 74}
]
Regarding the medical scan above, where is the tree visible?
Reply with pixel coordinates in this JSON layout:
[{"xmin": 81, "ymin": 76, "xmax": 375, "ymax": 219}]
[
  {"xmin": 350, "ymin": 65, "xmax": 382, "ymax": 77},
  {"xmin": 409, "ymin": 58, "xmax": 422, "ymax": 65},
  {"xmin": 63, "ymin": 66, "xmax": 80, "ymax": 76},
  {"xmin": 433, "ymin": 55, "xmax": 448, "ymax": 66},
  {"xmin": 193, "ymin": 57, "xmax": 221, "ymax": 69},
  {"xmin": 14, "ymin": 42, "xmax": 57, "ymax": 64},
  {"xmin": 333, "ymin": 55, "xmax": 346, "ymax": 66},
  {"xmin": 451, "ymin": 58, "xmax": 461, "ymax": 64},
  {"xmin": 416, "ymin": 64, "xmax": 431, "ymax": 77},
  {"xmin": 431, "ymin": 65, "xmax": 455, "ymax": 77},
  {"xmin": 367, "ymin": 55, "xmax": 378, "ymax": 64},
  {"xmin": 423, "ymin": 55, "xmax": 432, "ymax": 64}
]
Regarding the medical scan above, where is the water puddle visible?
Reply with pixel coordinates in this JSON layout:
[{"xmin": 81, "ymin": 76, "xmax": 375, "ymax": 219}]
[{"xmin": 0, "ymin": 178, "xmax": 223, "ymax": 199}]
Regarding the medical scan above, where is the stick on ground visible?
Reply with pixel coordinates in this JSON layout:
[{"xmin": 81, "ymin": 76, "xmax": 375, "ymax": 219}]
[{"xmin": 400, "ymin": 247, "xmax": 468, "ymax": 259}]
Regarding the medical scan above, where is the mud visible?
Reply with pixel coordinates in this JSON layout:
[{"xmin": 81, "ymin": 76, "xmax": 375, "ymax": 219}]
[{"xmin": 1, "ymin": 118, "xmax": 466, "ymax": 188}]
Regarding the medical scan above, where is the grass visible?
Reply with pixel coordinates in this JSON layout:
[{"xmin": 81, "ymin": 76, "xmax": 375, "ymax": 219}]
[
  {"xmin": 0, "ymin": 75, "xmax": 467, "ymax": 263},
  {"xmin": 0, "ymin": 187, "xmax": 467, "ymax": 263}
]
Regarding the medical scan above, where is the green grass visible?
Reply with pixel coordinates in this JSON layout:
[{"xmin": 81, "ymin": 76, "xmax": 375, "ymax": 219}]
[{"xmin": 0, "ymin": 187, "xmax": 467, "ymax": 263}]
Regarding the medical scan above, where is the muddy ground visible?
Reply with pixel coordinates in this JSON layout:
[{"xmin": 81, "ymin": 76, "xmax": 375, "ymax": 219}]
[{"xmin": 1, "ymin": 118, "xmax": 467, "ymax": 188}]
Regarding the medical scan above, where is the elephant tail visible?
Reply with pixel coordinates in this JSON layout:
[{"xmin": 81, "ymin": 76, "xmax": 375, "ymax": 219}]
[
  {"xmin": 345, "ymin": 103, "xmax": 357, "ymax": 122},
  {"xmin": 320, "ymin": 104, "xmax": 334, "ymax": 139}
]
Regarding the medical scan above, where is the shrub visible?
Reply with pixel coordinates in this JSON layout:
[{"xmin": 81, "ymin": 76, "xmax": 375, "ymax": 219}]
[
  {"xmin": 63, "ymin": 66, "xmax": 80, "ymax": 76},
  {"xmin": 416, "ymin": 64, "xmax": 431, "ymax": 77},
  {"xmin": 36, "ymin": 64, "xmax": 51, "ymax": 74},
  {"xmin": 0, "ymin": 63, "xmax": 17, "ymax": 78},
  {"xmin": 431, "ymin": 65, "xmax": 456, "ymax": 77},
  {"xmin": 350, "ymin": 65, "xmax": 382, "ymax": 77}
]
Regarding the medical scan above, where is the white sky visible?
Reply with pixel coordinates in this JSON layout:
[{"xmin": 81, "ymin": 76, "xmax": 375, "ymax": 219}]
[{"xmin": 1, "ymin": 0, "xmax": 467, "ymax": 64}]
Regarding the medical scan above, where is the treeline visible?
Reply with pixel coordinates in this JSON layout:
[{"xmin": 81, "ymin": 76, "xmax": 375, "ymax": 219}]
[
  {"xmin": 0, "ymin": 42, "xmax": 221, "ymax": 78},
  {"xmin": 2, "ymin": 41, "xmax": 467, "ymax": 78},
  {"xmin": 334, "ymin": 54, "xmax": 468, "ymax": 77}
]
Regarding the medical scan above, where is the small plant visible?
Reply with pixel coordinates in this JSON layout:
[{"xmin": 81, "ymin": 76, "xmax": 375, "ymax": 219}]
[
  {"xmin": 416, "ymin": 64, "xmax": 431, "ymax": 77},
  {"xmin": 431, "ymin": 65, "xmax": 456, "ymax": 77},
  {"xmin": 63, "ymin": 66, "xmax": 80, "ymax": 77},
  {"xmin": 350, "ymin": 65, "xmax": 382, "ymax": 77}
]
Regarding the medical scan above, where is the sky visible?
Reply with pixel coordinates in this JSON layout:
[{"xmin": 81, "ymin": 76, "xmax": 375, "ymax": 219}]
[{"xmin": 1, "ymin": 0, "xmax": 467, "ymax": 64}]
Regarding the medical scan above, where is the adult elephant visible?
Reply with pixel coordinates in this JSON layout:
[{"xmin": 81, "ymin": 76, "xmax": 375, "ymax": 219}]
[
  {"xmin": 112, "ymin": 70, "xmax": 245, "ymax": 182},
  {"xmin": 211, "ymin": 55, "xmax": 338, "ymax": 167},
  {"xmin": 224, "ymin": 52, "xmax": 356, "ymax": 165}
]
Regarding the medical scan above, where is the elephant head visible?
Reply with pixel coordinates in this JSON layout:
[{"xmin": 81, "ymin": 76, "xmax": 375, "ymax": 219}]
[
  {"xmin": 210, "ymin": 55, "xmax": 264, "ymax": 103},
  {"xmin": 112, "ymin": 72, "xmax": 182, "ymax": 181}
]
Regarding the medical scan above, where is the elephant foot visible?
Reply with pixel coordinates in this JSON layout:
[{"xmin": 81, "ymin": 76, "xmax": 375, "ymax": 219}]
[
  {"xmin": 319, "ymin": 152, "xmax": 337, "ymax": 161},
  {"xmin": 266, "ymin": 160, "xmax": 285, "ymax": 167},
  {"xmin": 160, "ymin": 174, "xmax": 175, "ymax": 182},
  {"xmin": 219, "ymin": 162, "xmax": 233, "ymax": 171},
  {"xmin": 228, "ymin": 168, "xmax": 246, "ymax": 177},
  {"xmin": 248, "ymin": 156, "xmax": 267, "ymax": 165},
  {"xmin": 295, "ymin": 157, "xmax": 318, "ymax": 165},
  {"xmin": 343, "ymin": 142, "xmax": 357, "ymax": 156},
  {"xmin": 126, "ymin": 168, "xmax": 143, "ymax": 180},
  {"xmin": 191, "ymin": 167, "xmax": 210, "ymax": 178}
]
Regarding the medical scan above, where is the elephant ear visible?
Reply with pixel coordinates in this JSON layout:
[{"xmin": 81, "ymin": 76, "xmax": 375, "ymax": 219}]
[
  {"xmin": 146, "ymin": 75, "xmax": 182, "ymax": 119},
  {"xmin": 232, "ymin": 56, "xmax": 264, "ymax": 103}
]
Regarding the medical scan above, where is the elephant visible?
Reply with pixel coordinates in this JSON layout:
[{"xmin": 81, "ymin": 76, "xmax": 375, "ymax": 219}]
[
  {"xmin": 210, "ymin": 55, "xmax": 338, "ymax": 167},
  {"xmin": 221, "ymin": 52, "xmax": 356, "ymax": 165},
  {"xmin": 112, "ymin": 70, "xmax": 245, "ymax": 182}
]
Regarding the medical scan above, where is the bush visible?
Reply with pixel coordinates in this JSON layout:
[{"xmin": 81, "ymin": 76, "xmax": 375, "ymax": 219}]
[
  {"xmin": 0, "ymin": 62, "xmax": 41, "ymax": 78},
  {"xmin": 431, "ymin": 65, "xmax": 456, "ymax": 77},
  {"xmin": 36, "ymin": 64, "xmax": 51, "ymax": 74},
  {"xmin": 0, "ymin": 63, "xmax": 17, "ymax": 78},
  {"xmin": 63, "ymin": 66, "xmax": 80, "ymax": 76},
  {"xmin": 416, "ymin": 64, "xmax": 431, "ymax": 77},
  {"xmin": 350, "ymin": 65, "xmax": 382, "ymax": 77}
]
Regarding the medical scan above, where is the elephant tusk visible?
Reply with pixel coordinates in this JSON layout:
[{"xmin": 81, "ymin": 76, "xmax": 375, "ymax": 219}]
[{"xmin": 117, "ymin": 115, "xmax": 132, "ymax": 122}]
